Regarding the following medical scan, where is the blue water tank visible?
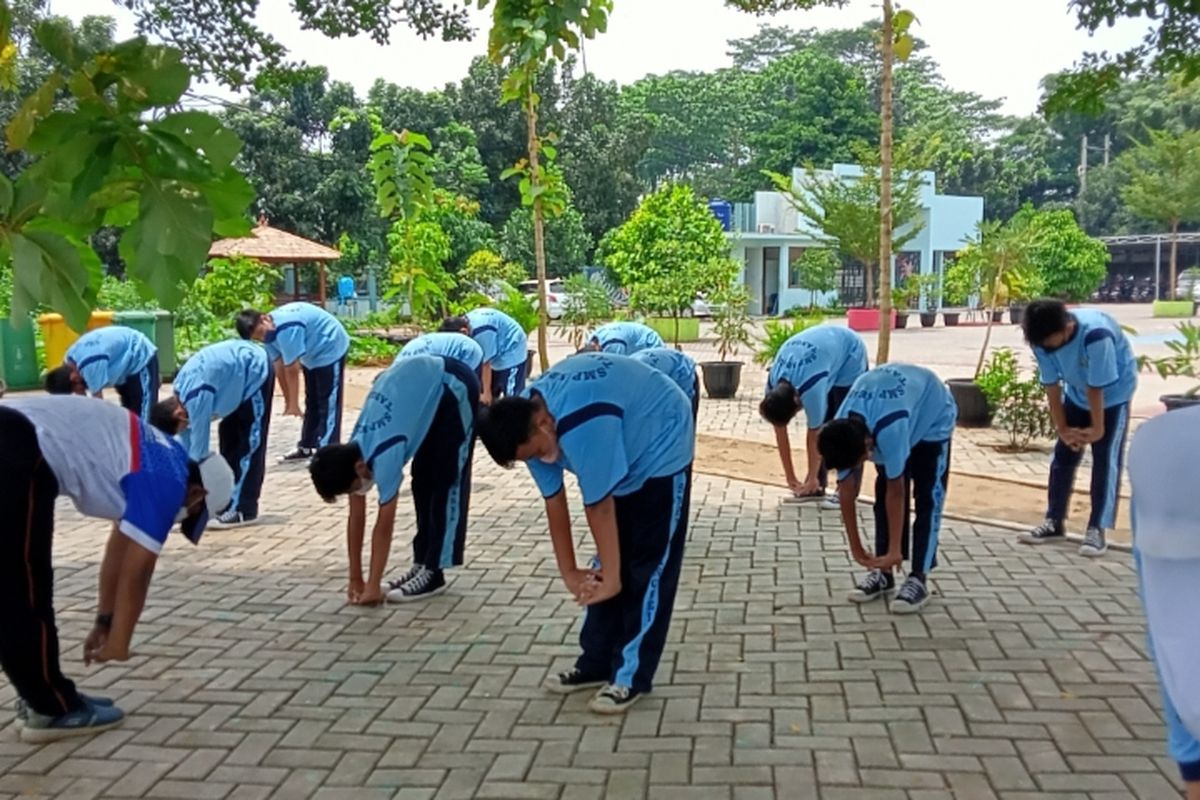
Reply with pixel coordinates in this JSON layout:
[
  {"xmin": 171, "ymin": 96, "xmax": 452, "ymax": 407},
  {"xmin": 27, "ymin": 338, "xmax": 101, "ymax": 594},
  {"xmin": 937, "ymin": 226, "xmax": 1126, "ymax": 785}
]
[{"xmin": 708, "ymin": 199, "xmax": 733, "ymax": 232}]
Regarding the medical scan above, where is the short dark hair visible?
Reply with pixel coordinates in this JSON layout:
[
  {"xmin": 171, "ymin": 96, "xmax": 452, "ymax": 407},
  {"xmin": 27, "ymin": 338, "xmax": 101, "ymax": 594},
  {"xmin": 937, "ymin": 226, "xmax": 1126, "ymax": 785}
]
[
  {"xmin": 759, "ymin": 380, "xmax": 800, "ymax": 426},
  {"xmin": 149, "ymin": 396, "xmax": 185, "ymax": 435},
  {"xmin": 817, "ymin": 416, "xmax": 871, "ymax": 471},
  {"xmin": 476, "ymin": 396, "xmax": 538, "ymax": 467},
  {"xmin": 309, "ymin": 442, "xmax": 363, "ymax": 502},
  {"xmin": 235, "ymin": 309, "xmax": 264, "ymax": 340},
  {"xmin": 44, "ymin": 365, "xmax": 74, "ymax": 395},
  {"xmin": 1022, "ymin": 299, "xmax": 1070, "ymax": 346},
  {"xmin": 439, "ymin": 316, "xmax": 470, "ymax": 333}
]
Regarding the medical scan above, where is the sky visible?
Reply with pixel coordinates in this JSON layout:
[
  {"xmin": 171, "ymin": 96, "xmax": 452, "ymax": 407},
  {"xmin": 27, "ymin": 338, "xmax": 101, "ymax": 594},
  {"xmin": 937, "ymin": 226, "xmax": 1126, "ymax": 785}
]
[{"xmin": 50, "ymin": 0, "xmax": 1147, "ymax": 117}]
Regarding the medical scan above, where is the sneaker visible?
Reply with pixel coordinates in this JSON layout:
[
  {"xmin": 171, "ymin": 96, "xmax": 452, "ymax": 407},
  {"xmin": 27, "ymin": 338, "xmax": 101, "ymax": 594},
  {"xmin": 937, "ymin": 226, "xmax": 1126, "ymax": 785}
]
[
  {"xmin": 21, "ymin": 698, "xmax": 125, "ymax": 743},
  {"xmin": 891, "ymin": 575, "xmax": 930, "ymax": 615},
  {"xmin": 208, "ymin": 509, "xmax": 257, "ymax": 529},
  {"xmin": 791, "ymin": 491, "xmax": 825, "ymax": 503},
  {"xmin": 1079, "ymin": 527, "xmax": 1108, "ymax": 558},
  {"xmin": 15, "ymin": 694, "xmax": 114, "ymax": 722},
  {"xmin": 278, "ymin": 447, "xmax": 314, "ymax": 464},
  {"xmin": 542, "ymin": 668, "xmax": 608, "ymax": 695},
  {"xmin": 384, "ymin": 567, "xmax": 446, "ymax": 603},
  {"xmin": 820, "ymin": 494, "xmax": 841, "ymax": 511},
  {"xmin": 380, "ymin": 564, "xmax": 422, "ymax": 596},
  {"xmin": 847, "ymin": 570, "xmax": 895, "ymax": 603},
  {"xmin": 588, "ymin": 684, "xmax": 643, "ymax": 715},
  {"xmin": 1019, "ymin": 518, "xmax": 1065, "ymax": 545}
]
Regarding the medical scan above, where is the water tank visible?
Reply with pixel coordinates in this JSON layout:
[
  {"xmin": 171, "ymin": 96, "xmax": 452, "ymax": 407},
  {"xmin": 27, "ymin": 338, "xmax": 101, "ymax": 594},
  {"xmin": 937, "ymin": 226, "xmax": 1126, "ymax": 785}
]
[{"xmin": 708, "ymin": 199, "xmax": 733, "ymax": 232}]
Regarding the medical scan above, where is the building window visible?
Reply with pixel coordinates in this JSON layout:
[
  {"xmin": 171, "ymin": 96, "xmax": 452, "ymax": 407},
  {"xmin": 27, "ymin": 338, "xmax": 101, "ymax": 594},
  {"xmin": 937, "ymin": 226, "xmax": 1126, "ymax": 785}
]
[{"xmin": 787, "ymin": 247, "xmax": 806, "ymax": 288}]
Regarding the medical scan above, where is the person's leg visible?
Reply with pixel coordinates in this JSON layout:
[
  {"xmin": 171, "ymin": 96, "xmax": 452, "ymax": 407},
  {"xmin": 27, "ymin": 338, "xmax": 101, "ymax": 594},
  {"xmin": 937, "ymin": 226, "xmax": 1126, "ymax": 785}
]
[
  {"xmin": 409, "ymin": 394, "xmax": 460, "ymax": 573},
  {"xmin": 240, "ymin": 369, "xmax": 274, "ymax": 519},
  {"xmin": 908, "ymin": 440, "xmax": 951, "ymax": 580},
  {"xmin": 217, "ymin": 410, "xmax": 247, "ymax": 511},
  {"xmin": 299, "ymin": 364, "xmax": 320, "ymax": 450},
  {"xmin": 490, "ymin": 366, "xmax": 510, "ymax": 401},
  {"xmin": 322, "ymin": 356, "xmax": 346, "ymax": 446},
  {"xmin": 505, "ymin": 358, "xmax": 528, "ymax": 397},
  {"xmin": 115, "ymin": 372, "xmax": 141, "ymax": 416},
  {"xmin": 1047, "ymin": 399, "xmax": 1090, "ymax": 522},
  {"xmin": 0, "ymin": 408, "xmax": 81, "ymax": 718},
  {"xmin": 1087, "ymin": 402, "xmax": 1129, "ymax": 531},
  {"xmin": 440, "ymin": 361, "xmax": 480, "ymax": 569}
]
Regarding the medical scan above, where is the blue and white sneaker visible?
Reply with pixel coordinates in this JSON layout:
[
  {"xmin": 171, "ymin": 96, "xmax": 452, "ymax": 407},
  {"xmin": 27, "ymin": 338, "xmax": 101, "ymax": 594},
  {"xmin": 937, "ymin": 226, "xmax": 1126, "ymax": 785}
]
[
  {"xmin": 848, "ymin": 570, "xmax": 895, "ymax": 603},
  {"xmin": 15, "ymin": 694, "xmax": 115, "ymax": 722},
  {"xmin": 890, "ymin": 575, "xmax": 930, "ymax": 615},
  {"xmin": 21, "ymin": 697, "xmax": 125, "ymax": 743}
]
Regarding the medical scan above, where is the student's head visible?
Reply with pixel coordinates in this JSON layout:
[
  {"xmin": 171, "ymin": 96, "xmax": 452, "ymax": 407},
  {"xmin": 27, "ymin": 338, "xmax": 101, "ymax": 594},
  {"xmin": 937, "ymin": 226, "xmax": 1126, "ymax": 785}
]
[
  {"xmin": 150, "ymin": 396, "xmax": 190, "ymax": 436},
  {"xmin": 235, "ymin": 309, "xmax": 274, "ymax": 341},
  {"xmin": 309, "ymin": 442, "xmax": 371, "ymax": 502},
  {"xmin": 439, "ymin": 316, "xmax": 471, "ymax": 335},
  {"xmin": 759, "ymin": 379, "xmax": 801, "ymax": 427},
  {"xmin": 181, "ymin": 455, "xmax": 234, "ymax": 544},
  {"xmin": 1022, "ymin": 299, "xmax": 1075, "ymax": 351},
  {"xmin": 477, "ymin": 394, "xmax": 557, "ymax": 467},
  {"xmin": 581, "ymin": 336, "xmax": 602, "ymax": 352},
  {"xmin": 44, "ymin": 363, "xmax": 83, "ymax": 395},
  {"xmin": 817, "ymin": 416, "xmax": 873, "ymax": 472}
]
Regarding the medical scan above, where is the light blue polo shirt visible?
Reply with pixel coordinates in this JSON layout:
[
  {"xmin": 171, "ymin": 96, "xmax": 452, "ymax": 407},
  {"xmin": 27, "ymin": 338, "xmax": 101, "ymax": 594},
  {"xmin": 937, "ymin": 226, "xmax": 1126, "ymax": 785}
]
[
  {"xmin": 466, "ymin": 308, "xmax": 527, "ymax": 371},
  {"xmin": 589, "ymin": 321, "xmax": 665, "ymax": 355},
  {"xmin": 1032, "ymin": 309, "xmax": 1137, "ymax": 409},
  {"xmin": 173, "ymin": 340, "xmax": 271, "ymax": 460},
  {"xmin": 525, "ymin": 353, "xmax": 694, "ymax": 506},
  {"xmin": 263, "ymin": 302, "xmax": 350, "ymax": 369},
  {"xmin": 631, "ymin": 347, "xmax": 698, "ymax": 402},
  {"xmin": 836, "ymin": 364, "xmax": 957, "ymax": 480},
  {"xmin": 399, "ymin": 332, "xmax": 484, "ymax": 372},
  {"xmin": 66, "ymin": 326, "xmax": 157, "ymax": 394},
  {"xmin": 767, "ymin": 325, "xmax": 869, "ymax": 427}
]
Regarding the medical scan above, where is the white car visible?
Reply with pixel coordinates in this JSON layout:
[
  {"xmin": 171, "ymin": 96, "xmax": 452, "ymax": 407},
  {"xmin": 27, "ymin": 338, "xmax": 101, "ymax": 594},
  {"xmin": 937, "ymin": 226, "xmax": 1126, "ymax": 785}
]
[{"xmin": 520, "ymin": 279, "xmax": 567, "ymax": 320}]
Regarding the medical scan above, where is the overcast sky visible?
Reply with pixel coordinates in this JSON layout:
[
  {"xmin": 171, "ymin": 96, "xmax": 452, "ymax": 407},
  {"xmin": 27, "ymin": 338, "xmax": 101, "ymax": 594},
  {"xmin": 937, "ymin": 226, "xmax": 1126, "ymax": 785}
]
[{"xmin": 51, "ymin": 0, "xmax": 1146, "ymax": 117}]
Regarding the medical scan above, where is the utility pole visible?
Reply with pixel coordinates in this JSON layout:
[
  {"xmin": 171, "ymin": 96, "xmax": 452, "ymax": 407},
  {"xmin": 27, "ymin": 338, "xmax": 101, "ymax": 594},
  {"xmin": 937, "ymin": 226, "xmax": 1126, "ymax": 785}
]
[
  {"xmin": 1103, "ymin": 133, "xmax": 1111, "ymax": 166},
  {"xmin": 1079, "ymin": 134, "xmax": 1089, "ymax": 191}
]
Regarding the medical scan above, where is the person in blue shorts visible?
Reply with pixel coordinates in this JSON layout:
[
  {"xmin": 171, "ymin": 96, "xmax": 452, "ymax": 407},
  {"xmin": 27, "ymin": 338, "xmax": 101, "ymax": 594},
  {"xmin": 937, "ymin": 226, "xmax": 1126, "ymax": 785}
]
[
  {"xmin": 0, "ymin": 395, "xmax": 231, "ymax": 742},
  {"xmin": 477, "ymin": 353, "xmax": 694, "ymax": 715},
  {"xmin": 44, "ymin": 326, "xmax": 160, "ymax": 418},
  {"xmin": 585, "ymin": 321, "xmax": 664, "ymax": 355},
  {"xmin": 630, "ymin": 347, "xmax": 700, "ymax": 420},
  {"xmin": 308, "ymin": 355, "xmax": 480, "ymax": 604},
  {"xmin": 399, "ymin": 332, "xmax": 484, "ymax": 375},
  {"xmin": 1128, "ymin": 406, "xmax": 1200, "ymax": 800},
  {"xmin": 237, "ymin": 302, "xmax": 350, "ymax": 462},
  {"xmin": 759, "ymin": 326, "xmax": 868, "ymax": 506},
  {"xmin": 1019, "ymin": 300, "xmax": 1137, "ymax": 557},
  {"xmin": 150, "ymin": 340, "xmax": 273, "ymax": 529},
  {"xmin": 817, "ymin": 364, "xmax": 957, "ymax": 615},
  {"xmin": 441, "ymin": 308, "xmax": 528, "ymax": 405}
]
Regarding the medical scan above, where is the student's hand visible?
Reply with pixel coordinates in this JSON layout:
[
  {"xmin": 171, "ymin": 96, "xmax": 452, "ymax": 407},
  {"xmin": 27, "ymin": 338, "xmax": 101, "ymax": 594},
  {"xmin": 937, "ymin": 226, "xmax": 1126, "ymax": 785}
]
[
  {"xmin": 87, "ymin": 643, "xmax": 130, "ymax": 665},
  {"xmin": 1076, "ymin": 426, "xmax": 1104, "ymax": 445},
  {"xmin": 480, "ymin": 390, "xmax": 494, "ymax": 406},
  {"xmin": 866, "ymin": 550, "xmax": 903, "ymax": 571},
  {"xmin": 284, "ymin": 403, "xmax": 303, "ymax": 418},
  {"xmin": 1057, "ymin": 426, "xmax": 1085, "ymax": 450},
  {"xmin": 577, "ymin": 571, "xmax": 621, "ymax": 606},
  {"xmin": 792, "ymin": 478, "xmax": 822, "ymax": 497},
  {"xmin": 351, "ymin": 585, "xmax": 385, "ymax": 606},
  {"xmin": 82, "ymin": 625, "xmax": 108, "ymax": 665}
]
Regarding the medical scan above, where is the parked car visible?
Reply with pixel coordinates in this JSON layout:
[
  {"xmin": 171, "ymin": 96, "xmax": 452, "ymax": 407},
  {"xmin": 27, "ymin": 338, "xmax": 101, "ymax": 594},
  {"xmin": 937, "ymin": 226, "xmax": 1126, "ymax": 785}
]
[
  {"xmin": 520, "ymin": 279, "xmax": 567, "ymax": 319},
  {"xmin": 1177, "ymin": 272, "xmax": 1200, "ymax": 302}
]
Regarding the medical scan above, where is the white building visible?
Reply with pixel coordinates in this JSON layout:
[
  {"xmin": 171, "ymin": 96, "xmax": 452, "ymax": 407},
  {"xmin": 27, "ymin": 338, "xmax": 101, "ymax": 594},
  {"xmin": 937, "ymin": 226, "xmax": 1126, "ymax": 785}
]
[{"xmin": 726, "ymin": 163, "xmax": 984, "ymax": 315}]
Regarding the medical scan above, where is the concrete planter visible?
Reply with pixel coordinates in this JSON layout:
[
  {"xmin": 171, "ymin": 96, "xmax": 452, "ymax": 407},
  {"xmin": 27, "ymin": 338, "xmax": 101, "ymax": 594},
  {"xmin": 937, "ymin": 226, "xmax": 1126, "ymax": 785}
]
[
  {"xmin": 1152, "ymin": 300, "xmax": 1195, "ymax": 318},
  {"xmin": 645, "ymin": 316, "xmax": 700, "ymax": 343},
  {"xmin": 847, "ymin": 308, "xmax": 895, "ymax": 332}
]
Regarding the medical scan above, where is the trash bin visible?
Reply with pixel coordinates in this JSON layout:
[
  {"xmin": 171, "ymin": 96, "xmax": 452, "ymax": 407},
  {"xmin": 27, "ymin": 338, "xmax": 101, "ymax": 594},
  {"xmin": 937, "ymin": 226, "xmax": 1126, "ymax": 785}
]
[
  {"xmin": 0, "ymin": 316, "xmax": 40, "ymax": 390},
  {"xmin": 37, "ymin": 311, "xmax": 115, "ymax": 369},
  {"xmin": 154, "ymin": 311, "xmax": 176, "ymax": 380}
]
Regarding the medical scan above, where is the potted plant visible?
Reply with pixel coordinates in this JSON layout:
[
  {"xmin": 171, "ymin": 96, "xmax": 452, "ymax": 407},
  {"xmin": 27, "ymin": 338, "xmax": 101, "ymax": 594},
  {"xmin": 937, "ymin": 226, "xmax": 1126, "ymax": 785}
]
[
  {"xmin": 940, "ymin": 263, "xmax": 967, "ymax": 327},
  {"xmin": 754, "ymin": 316, "xmax": 821, "ymax": 368},
  {"xmin": 1140, "ymin": 321, "xmax": 1200, "ymax": 411},
  {"xmin": 890, "ymin": 277, "xmax": 918, "ymax": 330},
  {"xmin": 909, "ymin": 273, "xmax": 939, "ymax": 327},
  {"xmin": 974, "ymin": 348, "xmax": 1056, "ymax": 449},
  {"xmin": 700, "ymin": 283, "xmax": 752, "ymax": 399}
]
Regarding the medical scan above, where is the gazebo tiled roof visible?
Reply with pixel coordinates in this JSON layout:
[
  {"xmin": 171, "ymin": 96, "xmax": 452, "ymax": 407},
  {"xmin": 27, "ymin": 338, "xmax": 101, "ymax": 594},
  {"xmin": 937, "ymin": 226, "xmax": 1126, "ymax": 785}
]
[{"xmin": 209, "ymin": 218, "xmax": 341, "ymax": 303}]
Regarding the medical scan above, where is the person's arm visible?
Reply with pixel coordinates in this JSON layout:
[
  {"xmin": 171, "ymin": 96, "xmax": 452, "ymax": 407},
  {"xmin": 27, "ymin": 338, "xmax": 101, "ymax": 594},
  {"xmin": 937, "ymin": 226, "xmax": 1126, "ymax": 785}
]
[
  {"xmin": 1043, "ymin": 383, "xmax": 1082, "ymax": 449},
  {"xmin": 480, "ymin": 363, "xmax": 494, "ymax": 405},
  {"xmin": 581, "ymin": 496, "xmax": 622, "ymax": 605},
  {"xmin": 273, "ymin": 356, "xmax": 289, "ymax": 400},
  {"xmin": 84, "ymin": 525, "xmax": 127, "ymax": 658},
  {"xmin": 772, "ymin": 425, "xmax": 805, "ymax": 495},
  {"xmin": 838, "ymin": 469, "xmax": 871, "ymax": 567},
  {"xmin": 355, "ymin": 498, "xmax": 397, "ymax": 606},
  {"xmin": 181, "ymin": 391, "xmax": 215, "ymax": 460},
  {"xmin": 283, "ymin": 361, "xmax": 303, "ymax": 417},
  {"xmin": 544, "ymin": 491, "xmax": 594, "ymax": 603},
  {"xmin": 1081, "ymin": 385, "xmax": 1106, "ymax": 444},
  {"xmin": 802, "ymin": 428, "xmax": 823, "ymax": 492},
  {"xmin": 346, "ymin": 493, "xmax": 367, "ymax": 603},
  {"xmin": 87, "ymin": 542, "xmax": 157, "ymax": 663},
  {"xmin": 867, "ymin": 477, "xmax": 905, "ymax": 571}
]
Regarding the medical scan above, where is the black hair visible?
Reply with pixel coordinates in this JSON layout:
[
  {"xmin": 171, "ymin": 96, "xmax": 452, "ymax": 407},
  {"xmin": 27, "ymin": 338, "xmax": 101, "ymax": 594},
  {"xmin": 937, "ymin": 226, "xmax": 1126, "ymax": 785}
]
[
  {"xmin": 759, "ymin": 380, "xmax": 800, "ymax": 426},
  {"xmin": 817, "ymin": 416, "xmax": 871, "ymax": 471},
  {"xmin": 439, "ymin": 315, "xmax": 470, "ymax": 333},
  {"xmin": 309, "ymin": 442, "xmax": 364, "ymax": 502},
  {"xmin": 476, "ymin": 396, "xmax": 538, "ymax": 467},
  {"xmin": 235, "ymin": 309, "xmax": 264, "ymax": 340},
  {"xmin": 1021, "ymin": 299, "xmax": 1071, "ymax": 346},
  {"xmin": 149, "ymin": 396, "xmax": 186, "ymax": 436},
  {"xmin": 43, "ymin": 364, "xmax": 75, "ymax": 395}
]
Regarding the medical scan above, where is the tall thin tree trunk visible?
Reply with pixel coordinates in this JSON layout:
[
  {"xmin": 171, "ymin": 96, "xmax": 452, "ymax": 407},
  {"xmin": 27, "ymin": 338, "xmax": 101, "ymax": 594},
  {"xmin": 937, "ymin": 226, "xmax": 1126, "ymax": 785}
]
[
  {"xmin": 876, "ymin": 0, "xmax": 896, "ymax": 365},
  {"xmin": 1169, "ymin": 218, "xmax": 1180, "ymax": 300},
  {"xmin": 975, "ymin": 272, "xmax": 1001, "ymax": 378},
  {"xmin": 527, "ymin": 89, "xmax": 550, "ymax": 372}
]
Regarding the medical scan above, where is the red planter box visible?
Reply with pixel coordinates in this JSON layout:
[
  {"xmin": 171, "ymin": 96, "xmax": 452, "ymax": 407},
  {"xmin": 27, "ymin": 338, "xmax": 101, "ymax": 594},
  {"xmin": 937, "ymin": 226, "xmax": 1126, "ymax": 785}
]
[{"xmin": 847, "ymin": 308, "xmax": 896, "ymax": 332}]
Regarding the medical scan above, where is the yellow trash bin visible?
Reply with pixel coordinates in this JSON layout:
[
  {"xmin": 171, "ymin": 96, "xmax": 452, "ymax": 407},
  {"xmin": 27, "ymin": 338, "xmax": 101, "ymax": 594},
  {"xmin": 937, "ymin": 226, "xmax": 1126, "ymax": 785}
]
[{"xmin": 37, "ymin": 311, "xmax": 115, "ymax": 369}]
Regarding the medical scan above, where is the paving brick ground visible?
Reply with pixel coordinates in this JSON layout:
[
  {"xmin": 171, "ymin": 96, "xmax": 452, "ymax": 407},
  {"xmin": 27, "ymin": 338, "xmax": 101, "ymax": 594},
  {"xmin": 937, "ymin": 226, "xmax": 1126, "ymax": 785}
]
[{"xmin": 0, "ymin": 404, "xmax": 1181, "ymax": 799}]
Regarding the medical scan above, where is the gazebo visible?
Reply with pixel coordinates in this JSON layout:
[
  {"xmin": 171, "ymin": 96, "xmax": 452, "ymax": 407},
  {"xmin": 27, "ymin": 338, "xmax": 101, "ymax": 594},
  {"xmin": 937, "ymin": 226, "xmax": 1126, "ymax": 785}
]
[{"xmin": 209, "ymin": 218, "xmax": 342, "ymax": 305}]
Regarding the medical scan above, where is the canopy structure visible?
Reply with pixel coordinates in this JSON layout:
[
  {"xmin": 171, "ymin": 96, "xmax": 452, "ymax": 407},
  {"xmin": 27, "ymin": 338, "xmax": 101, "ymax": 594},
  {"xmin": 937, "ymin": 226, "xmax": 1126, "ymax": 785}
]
[{"xmin": 209, "ymin": 218, "xmax": 341, "ymax": 304}]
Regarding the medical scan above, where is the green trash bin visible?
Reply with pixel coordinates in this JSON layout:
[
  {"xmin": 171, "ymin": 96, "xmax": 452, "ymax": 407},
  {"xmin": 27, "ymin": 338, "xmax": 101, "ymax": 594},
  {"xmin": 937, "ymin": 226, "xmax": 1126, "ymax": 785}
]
[
  {"xmin": 0, "ymin": 316, "xmax": 41, "ymax": 390},
  {"xmin": 115, "ymin": 310, "xmax": 176, "ymax": 379},
  {"xmin": 154, "ymin": 311, "xmax": 176, "ymax": 380}
]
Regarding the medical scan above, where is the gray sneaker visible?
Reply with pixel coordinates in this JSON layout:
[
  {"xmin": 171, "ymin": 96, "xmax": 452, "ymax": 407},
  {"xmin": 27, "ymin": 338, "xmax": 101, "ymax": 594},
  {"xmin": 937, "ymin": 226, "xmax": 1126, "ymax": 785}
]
[
  {"xmin": 1019, "ymin": 518, "xmax": 1065, "ymax": 545},
  {"xmin": 848, "ymin": 570, "xmax": 895, "ymax": 603},
  {"xmin": 21, "ymin": 698, "xmax": 124, "ymax": 744},
  {"xmin": 1079, "ymin": 527, "xmax": 1108, "ymax": 557}
]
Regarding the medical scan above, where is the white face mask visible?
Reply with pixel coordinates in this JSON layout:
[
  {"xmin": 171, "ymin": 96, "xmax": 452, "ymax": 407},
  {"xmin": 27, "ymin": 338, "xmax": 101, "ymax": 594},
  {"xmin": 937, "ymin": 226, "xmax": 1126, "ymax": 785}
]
[{"xmin": 353, "ymin": 477, "xmax": 375, "ymax": 496}]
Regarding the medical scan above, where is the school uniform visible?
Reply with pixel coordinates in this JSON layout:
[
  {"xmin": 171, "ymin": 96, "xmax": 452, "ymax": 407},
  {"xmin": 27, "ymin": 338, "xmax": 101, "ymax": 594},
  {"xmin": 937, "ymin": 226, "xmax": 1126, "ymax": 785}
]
[
  {"xmin": 589, "ymin": 321, "xmax": 665, "ymax": 355},
  {"xmin": 265, "ymin": 302, "xmax": 350, "ymax": 450},
  {"xmin": 631, "ymin": 347, "xmax": 700, "ymax": 420},
  {"xmin": 351, "ymin": 355, "xmax": 480, "ymax": 573},
  {"xmin": 65, "ymin": 327, "xmax": 159, "ymax": 417},
  {"xmin": 174, "ymin": 341, "xmax": 273, "ymax": 520},
  {"xmin": 1032, "ymin": 309, "xmax": 1137, "ymax": 532},
  {"xmin": 1128, "ymin": 406, "xmax": 1200, "ymax": 786},
  {"xmin": 767, "ymin": 325, "xmax": 869, "ymax": 489},
  {"xmin": 836, "ymin": 364, "xmax": 957, "ymax": 578},
  {"xmin": 0, "ymin": 397, "xmax": 199, "ymax": 718},
  {"xmin": 466, "ymin": 308, "xmax": 528, "ymax": 398},
  {"xmin": 525, "ymin": 353, "xmax": 695, "ymax": 694},
  {"xmin": 399, "ymin": 332, "xmax": 484, "ymax": 374}
]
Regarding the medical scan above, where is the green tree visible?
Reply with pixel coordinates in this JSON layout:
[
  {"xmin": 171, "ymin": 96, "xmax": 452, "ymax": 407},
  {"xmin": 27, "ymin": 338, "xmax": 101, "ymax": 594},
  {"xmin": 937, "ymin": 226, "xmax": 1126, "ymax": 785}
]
[
  {"xmin": 1012, "ymin": 205, "xmax": 1110, "ymax": 301},
  {"xmin": 792, "ymin": 248, "xmax": 840, "ymax": 310},
  {"xmin": 499, "ymin": 203, "xmax": 591, "ymax": 278},
  {"xmin": 1118, "ymin": 128, "xmax": 1200, "ymax": 297},
  {"xmin": 430, "ymin": 121, "xmax": 489, "ymax": 199},
  {"xmin": 458, "ymin": 248, "xmax": 527, "ymax": 294}
]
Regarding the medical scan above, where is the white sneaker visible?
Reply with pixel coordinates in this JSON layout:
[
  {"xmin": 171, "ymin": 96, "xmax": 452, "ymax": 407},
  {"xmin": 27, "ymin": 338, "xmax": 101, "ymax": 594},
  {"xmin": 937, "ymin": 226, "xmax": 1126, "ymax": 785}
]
[{"xmin": 820, "ymin": 494, "xmax": 840, "ymax": 510}]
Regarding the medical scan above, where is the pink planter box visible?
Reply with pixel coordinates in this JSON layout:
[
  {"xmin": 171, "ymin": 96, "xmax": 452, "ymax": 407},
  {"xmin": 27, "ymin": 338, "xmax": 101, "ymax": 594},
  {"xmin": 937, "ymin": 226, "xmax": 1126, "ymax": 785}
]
[{"xmin": 846, "ymin": 308, "xmax": 896, "ymax": 332}]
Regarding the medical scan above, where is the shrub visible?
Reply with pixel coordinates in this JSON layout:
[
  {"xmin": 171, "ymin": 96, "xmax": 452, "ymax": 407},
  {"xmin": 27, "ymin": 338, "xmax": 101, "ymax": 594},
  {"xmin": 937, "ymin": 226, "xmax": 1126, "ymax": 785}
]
[
  {"xmin": 976, "ymin": 348, "xmax": 1055, "ymax": 450},
  {"xmin": 754, "ymin": 316, "xmax": 821, "ymax": 367},
  {"xmin": 558, "ymin": 274, "xmax": 614, "ymax": 350}
]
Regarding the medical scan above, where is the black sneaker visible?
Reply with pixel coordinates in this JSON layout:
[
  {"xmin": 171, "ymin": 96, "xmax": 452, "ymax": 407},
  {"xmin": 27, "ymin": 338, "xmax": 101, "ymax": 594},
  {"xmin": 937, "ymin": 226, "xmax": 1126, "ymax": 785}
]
[
  {"xmin": 847, "ymin": 569, "xmax": 895, "ymax": 603},
  {"xmin": 1079, "ymin": 527, "xmax": 1108, "ymax": 558},
  {"xmin": 278, "ymin": 447, "xmax": 314, "ymax": 464},
  {"xmin": 385, "ymin": 567, "xmax": 446, "ymax": 603},
  {"xmin": 1019, "ymin": 518, "xmax": 1065, "ymax": 545},
  {"xmin": 542, "ymin": 668, "xmax": 608, "ymax": 695},
  {"xmin": 381, "ymin": 565, "xmax": 422, "ymax": 596},
  {"xmin": 890, "ymin": 575, "xmax": 930, "ymax": 615},
  {"xmin": 209, "ymin": 509, "xmax": 257, "ymax": 529},
  {"xmin": 588, "ymin": 684, "xmax": 643, "ymax": 714}
]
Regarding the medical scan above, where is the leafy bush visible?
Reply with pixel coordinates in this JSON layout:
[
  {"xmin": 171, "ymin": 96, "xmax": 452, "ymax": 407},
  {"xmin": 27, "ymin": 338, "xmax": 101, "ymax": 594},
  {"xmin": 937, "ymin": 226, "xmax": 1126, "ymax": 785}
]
[
  {"xmin": 1140, "ymin": 321, "xmax": 1200, "ymax": 397},
  {"xmin": 458, "ymin": 249, "xmax": 527, "ymax": 296},
  {"xmin": 711, "ymin": 283, "xmax": 753, "ymax": 362},
  {"xmin": 975, "ymin": 348, "xmax": 1055, "ymax": 450},
  {"xmin": 1012, "ymin": 205, "xmax": 1109, "ymax": 302},
  {"xmin": 97, "ymin": 276, "xmax": 159, "ymax": 311},
  {"xmin": 194, "ymin": 256, "xmax": 282, "ymax": 320},
  {"xmin": 559, "ymin": 274, "xmax": 614, "ymax": 350},
  {"xmin": 496, "ymin": 286, "xmax": 539, "ymax": 334},
  {"xmin": 974, "ymin": 348, "xmax": 1020, "ymax": 409},
  {"xmin": 755, "ymin": 316, "xmax": 821, "ymax": 367},
  {"xmin": 347, "ymin": 333, "xmax": 401, "ymax": 367}
]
